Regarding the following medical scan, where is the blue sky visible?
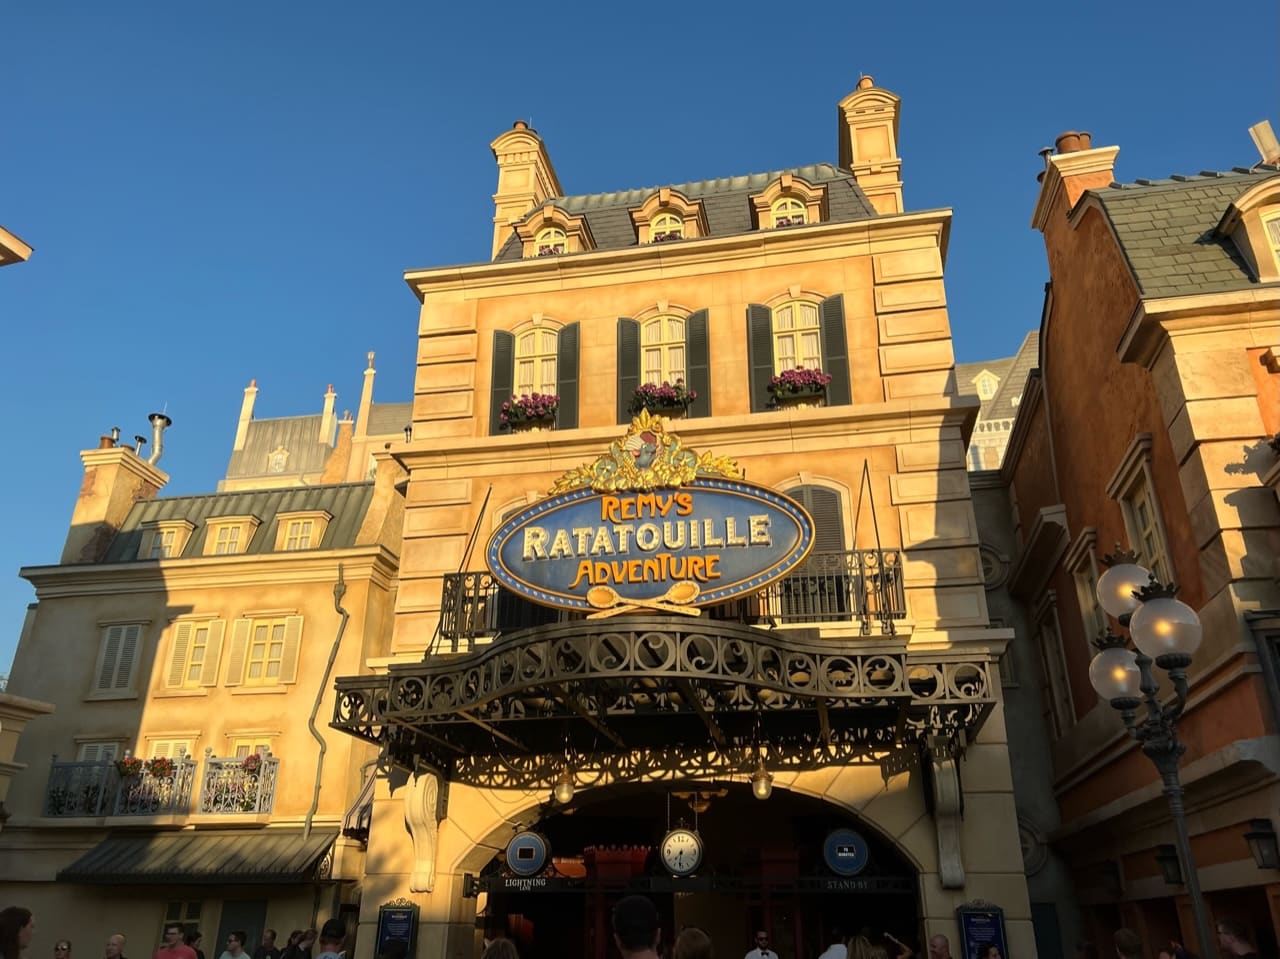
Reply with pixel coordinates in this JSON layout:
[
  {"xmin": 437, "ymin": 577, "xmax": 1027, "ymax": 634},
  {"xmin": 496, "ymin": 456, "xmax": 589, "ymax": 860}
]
[{"xmin": 1, "ymin": 2, "xmax": 1276, "ymax": 672}]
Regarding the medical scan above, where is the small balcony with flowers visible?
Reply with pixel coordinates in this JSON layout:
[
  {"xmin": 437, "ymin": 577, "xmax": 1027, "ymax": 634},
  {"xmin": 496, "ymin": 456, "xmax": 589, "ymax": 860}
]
[{"xmin": 43, "ymin": 748, "xmax": 280, "ymax": 822}]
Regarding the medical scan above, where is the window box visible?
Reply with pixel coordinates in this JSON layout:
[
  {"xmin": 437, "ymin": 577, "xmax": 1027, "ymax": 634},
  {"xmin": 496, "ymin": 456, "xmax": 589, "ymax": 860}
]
[
  {"xmin": 628, "ymin": 380, "xmax": 696, "ymax": 417},
  {"xmin": 767, "ymin": 368, "xmax": 832, "ymax": 409},
  {"xmin": 501, "ymin": 393, "xmax": 559, "ymax": 432}
]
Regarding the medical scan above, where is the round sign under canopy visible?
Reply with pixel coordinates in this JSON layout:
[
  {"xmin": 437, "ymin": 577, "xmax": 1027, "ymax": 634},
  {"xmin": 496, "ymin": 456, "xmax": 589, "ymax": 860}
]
[
  {"xmin": 506, "ymin": 831, "xmax": 550, "ymax": 876},
  {"xmin": 823, "ymin": 828, "xmax": 870, "ymax": 876}
]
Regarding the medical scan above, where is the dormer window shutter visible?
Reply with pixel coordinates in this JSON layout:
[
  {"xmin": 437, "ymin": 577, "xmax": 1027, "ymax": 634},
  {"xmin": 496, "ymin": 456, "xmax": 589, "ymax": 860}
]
[
  {"xmin": 556, "ymin": 322, "xmax": 580, "ymax": 430},
  {"xmin": 820, "ymin": 294, "xmax": 852, "ymax": 407},
  {"xmin": 685, "ymin": 310, "xmax": 711, "ymax": 418},
  {"xmin": 489, "ymin": 330, "xmax": 515, "ymax": 436},
  {"xmin": 746, "ymin": 304, "xmax": 774, "ymax": 412},
  {"xmin": 617, "ymin": 318, "xmax": 641, "ymax": 424}
]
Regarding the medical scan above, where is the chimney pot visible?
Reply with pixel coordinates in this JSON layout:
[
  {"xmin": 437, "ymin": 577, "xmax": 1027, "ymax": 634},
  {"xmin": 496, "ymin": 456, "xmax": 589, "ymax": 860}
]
[
  {"xmin": 99, "ymin": 435, "xmax": 114, "ymax": 449},
  {"xmin": 856, "ymin": 75, "xmax": 875, "ymax": 90},
  {"xmin": 513, "ymin": 120, "xmax": 528, "ymax": 130},
  {"xmin": 1078, "ymin": 131, "xmax": 1093, "ymax": 150},
  {"xmin": 1055, "ymin": 131, "xmax": 1085, "ymax": 154}
]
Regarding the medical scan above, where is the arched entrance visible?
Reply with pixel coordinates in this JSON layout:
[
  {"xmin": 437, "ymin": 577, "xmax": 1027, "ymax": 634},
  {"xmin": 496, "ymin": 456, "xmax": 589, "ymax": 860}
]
[{"xmin": 473, "ymin": 781, "xmax": 918, "ymax": 959}]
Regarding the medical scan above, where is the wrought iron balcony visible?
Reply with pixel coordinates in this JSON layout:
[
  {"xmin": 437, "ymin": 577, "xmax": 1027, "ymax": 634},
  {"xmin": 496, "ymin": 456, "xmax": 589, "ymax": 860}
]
[
  {"xmin": 438, "ymin": 549, "xmax": 905, "ymax": 647},
  {"xmin": 44, "ymin": 755, "xmax": 198, "ymax": 817},
  {"xmin": 197, "ymin": 750, "xmax": 279, "ymax": 814}
]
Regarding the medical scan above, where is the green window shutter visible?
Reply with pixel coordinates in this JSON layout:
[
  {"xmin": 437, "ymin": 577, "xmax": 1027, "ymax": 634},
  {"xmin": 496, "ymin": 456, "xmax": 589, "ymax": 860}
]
[
  {"xmin": 277, "ymin": 615, "xmax": 305, "ymax": 684},
  {"xmin": 617, "ymin": 318, "xmax": 641, "ymax": 424},
  {"xmin": 113, "ymin": 624, "xmax": 141, "ymax": 690},
  {"xmin": 556, "ymin": 322, "xmax": 580, "ymax": 430},
  {"xmin": 793, "ymin": 485, "xmax": 846, "ymax": 554},
  {"xmin": 167, "ymin": 622, "xmax": 194, "ymax": 688},
  {"xmin": 200, "ymin": 620, "xmax": 226, "ymax": 687},
  {"xmin": 820, "ymin": 294, "xmax": 852, "ymax": 407},
  {"xmin": 489, "ymin": 330, "xmax": 515, "ymax": 436},
  {"xmin": 224, "ymin": 618, "xmax": 252, "ymax": 686},
  {"xmin": 685, "ymin": 310, "xmax": 711, "ymax": 418},
  {"xmin": 97, "ymin": 626, "xmax": 122, "ymax": 691},
  {"xmin": 746, "ymin": 304, "xmax": 774, "ymax": 412}
]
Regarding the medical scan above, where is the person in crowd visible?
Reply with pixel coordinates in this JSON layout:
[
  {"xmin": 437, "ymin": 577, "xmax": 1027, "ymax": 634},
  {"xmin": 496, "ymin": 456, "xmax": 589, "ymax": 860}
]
[
  {"xmin": 218, "ymin": 933, "xmax": 247, "ymax": 959},
  {"xmin": 674, "ymin": 928, "xmax": 712, "ymax": 959},
  {"xmin": 54, "ymin": 941, "xmax": 71, "ymax": 959},
  {"xmin": 743, "ymin": 930, "xmax": 776, "ymax": 959},
  {"xmin": 846, "ymin": 935, "xmax": 874, "ymax": 959},
  {"xmin": 314, "ymin": 922, "xmax": 344, "ymax": 959},
  {"xmin": 104, "ymin": 935, "xmax": 126, "ymax": 959},
  {"xmin": 927, "ymin": 936, "xmax": 951, "ymax": 959},
  {"xmin": 1114, "ymin": 929, "xmax": 1143, "ymax": 959},
  {"xmin": 153, "ymin": 925, "xmax": 196, "ymax": 959},
  {"xmin": 612, "ymin": 896, "xmax": 661, "ymax": 959},
  {"xmin": 279, "ymin": 931, "xmax": 313, "ymax": 959},
  {"xmin": 479, "ymin": 942, "xmax": 518, "ymax": 959},
  {"xmin": 0, "ymin": 909, "xmax": 34, "ymax": 959},
  {"xmin": 819, "ymin": 927, "xmax": 847, "ymax": 959},
  {"xmin": 183, "ymin": 933, "xmax": 204, "ymax": 959},
  {"xmin": 884, "ymin": 932, "xmax": 915, "ymax": 959},
  {"xmin": 252, "ymin": 932, "xmax": 279, "ymax": 959},
  {"xmin": 1217, "ymin": 920, "xmax": 1259, "ymax": 959}
]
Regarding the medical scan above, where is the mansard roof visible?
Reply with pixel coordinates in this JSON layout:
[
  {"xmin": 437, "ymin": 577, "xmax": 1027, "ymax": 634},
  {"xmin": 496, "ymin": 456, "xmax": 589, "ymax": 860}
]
[{"xmin": 224, "ymin": 414, "xmax": 332, "ymax": 480}]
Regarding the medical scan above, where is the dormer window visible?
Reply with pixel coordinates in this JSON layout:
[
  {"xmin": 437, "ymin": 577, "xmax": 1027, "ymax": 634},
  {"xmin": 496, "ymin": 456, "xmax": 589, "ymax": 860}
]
[
  {"xmin": 1266, "ymin": 214, "xmax": 1280, "ymax": 268},
  {"xmin": 139, "ymin": 520, "xmax": 196, "ymax": 561},
  {"xmin": 649, "ymin": 213, "xmax": 684, "ymax": 243},
  {"xmin": 536, "ymin": 227, "xmax": 566, "ymax": 257},
  {"xmin": 630, "ymin": 188, "xmax": 708, "ymax": 245},
  {"xmin": 751, "ymin": 174, "xmax": 827, "ymax": 231},
  {"xmin": 274, "ymin": 510, "xmax": 332, "ymax": 552},
  {"xmin": 976, "ymin": 373, "xmax": 1000, "ymax": 400},
  {"xmin": 1215, "ymin": 176, "xmax": 1280, "ymax": 283},
  {"xmin": 203, "ymin": 516, "xmax": 261, "ymax": 557},
  {"xmin": 772, "ymin": 198, "xmax": 807, "ymax": 228}
]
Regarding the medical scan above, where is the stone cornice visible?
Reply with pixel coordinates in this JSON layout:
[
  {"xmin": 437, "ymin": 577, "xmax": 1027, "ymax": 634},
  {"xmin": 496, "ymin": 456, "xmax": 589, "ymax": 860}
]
[
  {"xmin": 1031, "ymin": 146, "xmax": 1121, "ymax": 232},
  {"xmin": 0, "ymin": 225, "xmax": 33, "ymax": 266},
  {"xmin": 998, "ymin": 369, "xmax": 1043, "ymax": 482},
  {"xmin": 21, "ymin": 545, "xmax": 399, "ymax": 598},
  {"xmin": 80, "ymin": 447, "xmax": 169, "ymax": 488},
  {"xmin": 394, "ymin": 397, "xmax": 977, "ymax": 478},
  {"xmin": 1117, "ymin": 287, "xmax": 1280, "ymax": 367},
  {"xmin": 404, "ymin": 210, "xmax": 953, "ymax": 301},
  {"xmin": 0, "ymin": 693, "xmax": 55, "ymax": 723}
]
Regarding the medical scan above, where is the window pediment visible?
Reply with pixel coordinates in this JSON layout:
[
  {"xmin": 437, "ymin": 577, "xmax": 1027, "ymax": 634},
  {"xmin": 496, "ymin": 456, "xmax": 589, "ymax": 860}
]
[
  {"xmin": 1215, "ymin": 175, "xmax": 1280, "ymax": 283},
  {"xmin": 751, "ymin": 174, "xmax": 828, "ymax": 229},
  {"xmin": 514, "ymin": 203, "xmax": 595, "ymax": 258},
  {"xmin": 630, "ymin": 188, "xmax": 709, "ymax": 243}
]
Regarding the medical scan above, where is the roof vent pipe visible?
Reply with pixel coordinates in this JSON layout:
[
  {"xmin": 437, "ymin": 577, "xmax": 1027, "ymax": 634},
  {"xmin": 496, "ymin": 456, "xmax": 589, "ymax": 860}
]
[{"xmin": 148, "ymin": 413, "xmax": 172, "ymax": 465}]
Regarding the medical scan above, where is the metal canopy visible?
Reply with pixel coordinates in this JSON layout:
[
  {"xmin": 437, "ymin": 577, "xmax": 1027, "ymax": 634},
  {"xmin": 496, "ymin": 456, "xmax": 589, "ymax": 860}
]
[{"xmin": 332, "ymin": 616, "xmax": 995, "ymax": 786}]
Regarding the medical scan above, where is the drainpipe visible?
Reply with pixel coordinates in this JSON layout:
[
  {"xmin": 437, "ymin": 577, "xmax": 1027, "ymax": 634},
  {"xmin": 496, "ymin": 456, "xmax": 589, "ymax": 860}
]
[{"xmin": 304, "ymin": 565, "xmax": 350, "ymax": 841}]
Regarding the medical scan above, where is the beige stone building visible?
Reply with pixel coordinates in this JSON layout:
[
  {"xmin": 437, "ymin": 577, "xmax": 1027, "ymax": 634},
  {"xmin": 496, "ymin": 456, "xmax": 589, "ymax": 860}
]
[{"xmin": 956, "ymin": 332, "xmax": 1039, "ymax": 471}]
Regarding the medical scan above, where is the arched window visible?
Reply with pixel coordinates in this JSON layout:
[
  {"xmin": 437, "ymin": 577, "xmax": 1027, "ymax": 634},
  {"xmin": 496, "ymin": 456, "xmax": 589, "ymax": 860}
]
[
  {"xmin": 641, "ymin": 315, "xmax": 686, "ymax": 385},
  {"xmin": 649, "ymin": 212, "xmax": 684, "ymax": 243},
  {"xmin": 771, "ymin": 301, "xmax": 822, "ymax": 372},
  {"xmin": 789, "ymin": 485, "xmax": 845, "ymax": 555},
  {"xmin": 515, "ymin": 328, "xmax": 559, "ymax": 395},
  {"xmin": 535, "ymin": 227, "xmax": 566, "ymax": 257},
  {"xmin": 771, "ymin": 197, "xmax": 806, "ymax": 228}
]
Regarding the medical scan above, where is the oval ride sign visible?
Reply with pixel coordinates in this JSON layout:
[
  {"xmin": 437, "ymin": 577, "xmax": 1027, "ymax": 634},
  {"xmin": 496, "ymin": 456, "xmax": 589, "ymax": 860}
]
[{"xmin": 486, "ymin": 478, "xmax": 814, "ymax": 611}]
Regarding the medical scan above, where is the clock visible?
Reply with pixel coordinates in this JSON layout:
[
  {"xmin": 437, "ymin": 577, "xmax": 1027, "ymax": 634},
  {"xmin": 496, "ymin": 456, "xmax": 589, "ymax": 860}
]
[{"xmin": 660, "ymin": 827, "xmax": 704, "ymax": 877}]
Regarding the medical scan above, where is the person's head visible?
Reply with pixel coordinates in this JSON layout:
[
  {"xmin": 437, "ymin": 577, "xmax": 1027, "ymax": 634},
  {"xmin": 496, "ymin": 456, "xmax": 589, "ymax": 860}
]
[
  {"xmin": 673, "ymin": 927, "xmax": 712, "ymax": 959},
  {"xmin": 479, "ymin": 942, "xmax": 518, "ymax": 959},
  {"xmin": 317, "ymin": 921, "xmax": 345, "ymax": 955},
  {"xmin": 286, "ymin": 935, "xmax": 301, "ymax": 950},
  {"xmin": 612, "ymin": 896, "xmax": 661, "ymax": 956},
  {"xmin": 260, "ymin": 934, "xmax": 275, "ymax": 950},
  {"xmin": 296, "ymin": 932, "xmax": 316, "ymax": 952},
  {"xmin": 104, "ymin": 936, "xmax": 125, "ymax": 959},
  {"xmin": 183, "ymin": 934, "xmax": 201, "ymax": 951},
  {"xmin": 163, "ymin": 927, "xmax": 184, "ymax": 949},
  {"xmin": 54, "ymin": 943, "xmax": 71, "ymax": 959},
  {"xmin": 1114, "ymin": 929, "xmax": 1143, "ymax": 959},
  {"xmin": 753, "ymin": 931, "xmax": 769, "ymax": 953},
  {"xmin": 1217, "ymin": 920, "xmax": 1252, "ymax": 954},
  {"xmin": 928, "ymin": 935, "xmax": 950, "ymax": 959},
  {"xmin": 0, "ymin": 908, "xmax": 34, "ymax": 959},
  {"xmin": 983, "ymin": 947, "xmax": 1002, "ymax": 959},
  {"xmin": 225, "ymin": 934, "xmax": 246, "ymax": 957}
]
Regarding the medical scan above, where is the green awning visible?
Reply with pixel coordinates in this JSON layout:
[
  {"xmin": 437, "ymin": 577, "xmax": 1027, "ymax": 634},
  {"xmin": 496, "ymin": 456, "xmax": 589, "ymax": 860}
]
[{"xmin": 59, "ymin": 828, "xmax": 338, "ymax": 884}]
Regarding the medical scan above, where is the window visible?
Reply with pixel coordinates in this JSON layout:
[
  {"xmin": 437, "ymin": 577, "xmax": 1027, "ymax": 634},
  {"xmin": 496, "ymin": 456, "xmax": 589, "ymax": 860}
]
[
  {"xmin": 164, "ymin": 619, "xmax": 225, "ymax": 690},
  {"xmin": 162, "ymin": 902, "xmax": 202, "ymax": 938},
  {"xmin": 649, "ymin": 212, "xmax": 683, "ymax": 243},
  {"xmin": 204, "ymin": 517, "xmax": 260, "ymax": 557},
  {"xmin": 976, "ymin": 373, "xmax": 999, "ymax": 400},
  {"xmin": 231, "ymin": 737, "xmax": 272, "ymax": 758},
  {"xmin": 641, "ymin": 315, "xmax": 686, "ymax": 385},
  {"xmin": 91, "ymin": 623, "xmax": 144, "ymax": 696},
  {"xmin": 515, "ymin": 328, "xmax": 559, "ymax": 395},
  {"xmin": 535, "ymin": 227, "xmax": 566, "ymax": 257},
  {"xmin": 1106, "ymin": 435, "xmax": 1174, "ymax": 586},
  {"xmin": 215, "ymin": 525, "xmax": 241, "ymax": 555},
  {"xmin": 1266, "ymin": 215, "xmax": 1280, "ymax": 267},
  {"xmin": 76, "ymin": 741, "xmax": 122, "ymax": 762},
  {"xmin": 147, "ymin": 739, "xmax": 194, "ymax": 759},
  {"xmin": 139, "ymin": 521, "xmax": 194, "ymax": 560},
  {"xmin": 273, "ymin": 511, "xmax": 332, "ymax": 552},
  {"xmin": 1033, "ymin": 594, "xmax": 1074, "ymax": 740},
  {"xmin": 1066, "ymin": 529, "xmax": 1107, "ymax": 648},
  {"xmin": 284, "ymin": 519, "xmax": 313, "ymax": 550},
  {"xmin": 151, "ymin": 528, "xmax": 176, "ymax": 559},
  {"xmin": 225, "ymin": 615, "xmax": 304, "ymax": 688},
  {"xmin": 771, "ymin": 197, "xmax": 806, "ymax": 228},
  {"xmin": 772, "ymin": 301, "xmax": 822, "ymax": 373}
]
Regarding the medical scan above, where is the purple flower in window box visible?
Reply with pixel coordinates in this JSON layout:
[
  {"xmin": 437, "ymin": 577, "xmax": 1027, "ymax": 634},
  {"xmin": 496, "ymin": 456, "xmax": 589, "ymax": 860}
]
[
  {"xmin": 767, "ymin": 367, "xmax": 832, "ymax": 400},
  {"xmin": 502, "ymin": 392, "xmax": 560, "ymax": 428},
  {"xmin": 628, "ymin": 379, "xmax": 697, "ymax": 415},
  {"xmin": 651, "ymin": 230, "xmax": 682, "ymax": 243},
  {"xmin": 537, "ymin": 244, "xmax": 564, "ymax": 257}
]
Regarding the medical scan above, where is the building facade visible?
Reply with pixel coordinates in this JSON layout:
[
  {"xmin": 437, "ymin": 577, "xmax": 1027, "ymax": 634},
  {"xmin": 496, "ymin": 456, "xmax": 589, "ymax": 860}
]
[
  {"xmin": 1002, "ymin": 132, "xmax": 1280, "ymax": 951},
  {"xmin": 956, "ymin": 333, "xmax": 1038, "ymax": 472}
]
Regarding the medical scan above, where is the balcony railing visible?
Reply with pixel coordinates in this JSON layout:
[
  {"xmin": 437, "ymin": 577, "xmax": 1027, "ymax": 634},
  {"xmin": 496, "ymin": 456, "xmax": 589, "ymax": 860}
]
[
  {"xmin": 438, "ymin": 549, "xmax": 906, "ymax": 647},
  {"xmin": 44, "ymin": 755, "xmax": 198, "ymax": 817},
  {"xmin": 44, "ymin": 750, "xmax": 277, "ymax": 818}
]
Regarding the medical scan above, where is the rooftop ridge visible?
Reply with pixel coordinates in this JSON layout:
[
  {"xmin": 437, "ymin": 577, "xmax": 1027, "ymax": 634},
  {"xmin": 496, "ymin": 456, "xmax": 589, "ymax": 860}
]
[
  {"xmin": 551, "ymin": 161, "xmax": 848, "ymax": 206},
  {"xmin": 1104, "ymin": 164, "xmax": 1280, "ymax": 191},
  {"xmin": 144, "ymin": 479, "xmax": 375, "ymax": 507}
]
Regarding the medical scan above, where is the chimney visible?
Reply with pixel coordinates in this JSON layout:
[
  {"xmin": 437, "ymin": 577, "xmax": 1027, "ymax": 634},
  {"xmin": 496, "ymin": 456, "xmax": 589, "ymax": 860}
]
[
  {"xmin": 147, "ymin": 413, "xmax": 171, "ymax": 465},
  {"xmin": 355, "ymin": 352, "xmax": 376, "ymax": 438},
  {"xmin": 233, "ymin": 380, "xmax": 258, "ymax": 452},
  {"xmin": 490, "ymin": 120, "xmax": 563, "ymax": 259},
  {"xmin": 320, "ymin": 414, "xmax": 355, "ymax": 484},
  {"xmin": 1031, "ymin": 131, "xmax": 1119, "ymax": 233},
  {"xmin": 1249, "ymin": 120, "xmax": 1280, "ymax": 165},
  {"xmin": 319, "ymin": 384, "xmax": 337, "ymax": 444},
  {"xmin": 62, "ymin": 439, "xmax": 168, "ymax": 563},
  {"xmin": 836, "ymin": 77, "xmax": 904, "ymax": 215}
]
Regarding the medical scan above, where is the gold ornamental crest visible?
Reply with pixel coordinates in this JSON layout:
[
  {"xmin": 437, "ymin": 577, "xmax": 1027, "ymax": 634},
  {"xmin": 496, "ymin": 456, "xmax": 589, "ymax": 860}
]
[{"xmin": 549, "ymin": 410, "xmax": 742, "ymax": 494}]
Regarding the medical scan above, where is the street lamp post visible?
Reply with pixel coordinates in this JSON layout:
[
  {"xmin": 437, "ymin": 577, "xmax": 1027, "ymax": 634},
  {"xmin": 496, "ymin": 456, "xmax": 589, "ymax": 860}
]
[{"xmin": 1089, "ymin": 551, "xmax": 1217, "ymax": 959}]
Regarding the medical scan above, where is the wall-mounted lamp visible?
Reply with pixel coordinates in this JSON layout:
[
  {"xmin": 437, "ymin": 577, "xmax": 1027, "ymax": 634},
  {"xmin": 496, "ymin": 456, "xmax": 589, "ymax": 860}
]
[
  {"xmin": 1245, "ymin": 818, "xmax": 1280, "ymax": 870},
  {"xmin": 1155, "ymin": 844, "xmax": 1183, "ymax": 885}
]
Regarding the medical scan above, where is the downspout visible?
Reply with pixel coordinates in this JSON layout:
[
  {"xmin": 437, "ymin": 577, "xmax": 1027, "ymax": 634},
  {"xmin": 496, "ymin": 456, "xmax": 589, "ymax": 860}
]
[{"xmin": 304, "ymin": 564, "xmax": 350, "ymax": 841}]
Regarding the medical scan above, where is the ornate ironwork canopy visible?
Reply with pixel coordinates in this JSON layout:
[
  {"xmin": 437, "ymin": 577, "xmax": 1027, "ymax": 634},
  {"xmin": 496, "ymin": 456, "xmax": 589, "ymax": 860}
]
[{"xmin": 331, "ymin": 616, "xmax": 995, "ymax": 786}]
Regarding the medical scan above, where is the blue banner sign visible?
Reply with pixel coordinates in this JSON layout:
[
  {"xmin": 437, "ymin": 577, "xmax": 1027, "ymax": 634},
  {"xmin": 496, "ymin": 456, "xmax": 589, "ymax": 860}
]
[{"xmin": 486, "ymin": 478, "xmax": 814, "ymax": 611}]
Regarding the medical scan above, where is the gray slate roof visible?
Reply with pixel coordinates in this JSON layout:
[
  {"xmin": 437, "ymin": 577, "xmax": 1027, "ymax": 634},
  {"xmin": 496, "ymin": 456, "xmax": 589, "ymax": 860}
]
[
  {"xmin": 366, "ymin": 401, "xmax": 413, "ymax": 436},
  {"xmin": 104, "ymin": 482, "xmax": 376, "ymax": 562},
  {"xmin": 955, "ymin": 330, "xmax": 1039, "ymax": 424},
  {"xmin": 1088, "ymin": 166, "xmax": 1280, "ymax": 298},
  {"xmin": 225, "ymin": 415, "xmax": 334, "ymax": 479},
  {"xmin": 494, "ymin": 162, "xmax": 878, "ymax": 260}
]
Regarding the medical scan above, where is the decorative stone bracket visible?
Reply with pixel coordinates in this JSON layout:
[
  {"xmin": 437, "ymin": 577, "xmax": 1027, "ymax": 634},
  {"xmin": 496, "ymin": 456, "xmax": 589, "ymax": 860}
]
[
  {"xmin": 403, "ymin": 769, "xmax": 440, "ymax": 893},
  {"xmin": 930, "ymin": 750, "xmax": 966, "ymax": 889}
]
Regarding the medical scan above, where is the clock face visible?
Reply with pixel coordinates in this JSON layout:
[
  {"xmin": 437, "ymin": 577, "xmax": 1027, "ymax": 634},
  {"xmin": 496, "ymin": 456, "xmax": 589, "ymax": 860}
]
[{"xmin": 660, "ymin": 828, "xmax": 704, "ymax": 876}]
